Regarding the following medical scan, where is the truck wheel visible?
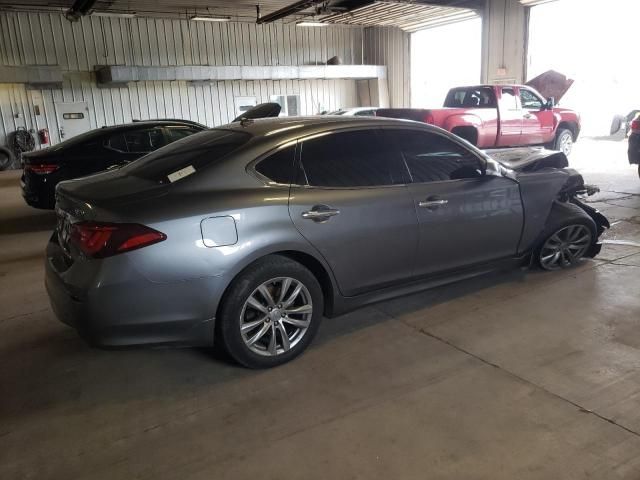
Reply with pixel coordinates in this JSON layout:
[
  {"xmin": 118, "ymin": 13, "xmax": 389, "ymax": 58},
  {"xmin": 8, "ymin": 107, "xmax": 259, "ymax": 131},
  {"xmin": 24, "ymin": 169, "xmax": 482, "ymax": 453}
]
[{"xmin": 554, "ymin": 129, "xmax": 574, "ymax": 156}]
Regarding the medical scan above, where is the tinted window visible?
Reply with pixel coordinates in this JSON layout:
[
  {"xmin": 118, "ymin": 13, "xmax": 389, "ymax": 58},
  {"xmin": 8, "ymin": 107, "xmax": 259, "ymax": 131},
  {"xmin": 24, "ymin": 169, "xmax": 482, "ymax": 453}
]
[
  {"xmin": 520, "ymin": 89, "xmax": 543, "ymax": 110},
  {"xmin": 500, "ymin": 88, "xmax": 519, "ymax": 111},
  {"xmin": 444, "ymin": 87, "xmax": 497, "ymax": 108},
  {"xmin": 123, "ymin": 129, "xmax": 250, "ymax": 182},
  {"xmin": 354, "ymin": 110, "xmax": 375, "ymax": 116},
  {"xmin": 395, "ymin": 130, "xmax": 484, "ymax": 183},
  {"xmin": 125, "ymin": 128, "xmax": 166, "ymax": 153},
  {"xmin": 107, "ymin": 133, "xmax": 128, "ymax": 152},
  {"xmin": 255, "ymin": 146, "xmax": 296, "ymax": 184},
  {"xmin": 167, "ymin": 127, "xmax": 202, "ymax": 143},
  {"xmin": 300, "ymin": 130, "xmax": 402, "ymax": 188}
]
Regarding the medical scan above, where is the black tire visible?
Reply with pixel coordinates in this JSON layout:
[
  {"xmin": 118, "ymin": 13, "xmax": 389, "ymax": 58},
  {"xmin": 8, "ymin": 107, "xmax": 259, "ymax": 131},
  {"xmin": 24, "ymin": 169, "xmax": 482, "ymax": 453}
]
[
  {"xmin": 637, "ymin": 164, "xmax": 640, "ymax": 179},
  {"xmin": 553, "ymin": 128, "xmax": 574, "ymax": 156},
  {"xmin": 534, "ymin": 202, "xmax": 597, "ymax": 271},
  {"xmin": 216, "ymin": 255, "xmax": 323, "ymax": 368},
  {"xmin": 0, "ymin": 146, "xmax": 14, "ymax": 171}
]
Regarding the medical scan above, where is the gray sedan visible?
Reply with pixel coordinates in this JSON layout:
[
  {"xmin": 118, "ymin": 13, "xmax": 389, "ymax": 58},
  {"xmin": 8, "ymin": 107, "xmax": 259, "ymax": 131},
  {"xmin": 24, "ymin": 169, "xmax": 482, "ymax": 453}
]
[{"xmin": 46, "ymin": 116, "xmax": 608, "ymax": 368}]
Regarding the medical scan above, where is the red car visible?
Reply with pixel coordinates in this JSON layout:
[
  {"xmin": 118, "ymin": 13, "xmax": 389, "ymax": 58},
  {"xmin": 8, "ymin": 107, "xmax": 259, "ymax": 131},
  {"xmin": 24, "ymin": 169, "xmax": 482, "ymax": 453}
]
[{"xmin": 378, "ymin": 83, "xmax": 580, "ymax": 156}]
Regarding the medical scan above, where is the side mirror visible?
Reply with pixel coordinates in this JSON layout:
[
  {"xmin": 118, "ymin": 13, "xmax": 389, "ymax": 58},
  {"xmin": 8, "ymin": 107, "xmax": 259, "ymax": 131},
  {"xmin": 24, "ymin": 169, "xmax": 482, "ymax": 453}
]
[{"xmin": 545, "ymin": 97, "xmax": 555, "ymax": 110}]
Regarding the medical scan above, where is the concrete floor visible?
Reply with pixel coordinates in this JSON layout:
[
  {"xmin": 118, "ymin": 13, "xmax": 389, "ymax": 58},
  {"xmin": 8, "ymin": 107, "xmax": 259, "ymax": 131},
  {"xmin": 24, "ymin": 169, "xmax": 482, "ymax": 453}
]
[{"xmin": 1, "ymin": 138, "xmax": 639, "ymax": 479}]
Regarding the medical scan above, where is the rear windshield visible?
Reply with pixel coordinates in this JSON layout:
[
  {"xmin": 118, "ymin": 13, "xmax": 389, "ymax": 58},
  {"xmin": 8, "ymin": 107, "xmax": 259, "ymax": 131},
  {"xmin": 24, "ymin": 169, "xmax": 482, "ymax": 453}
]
[
  {"xmin": 48, "ymin": 130, "xmax": 104, "ymax": 152},
  {"xmin": 122, "ymin": 129, "xmax": 251, "ymax": 182},
  {"xmin": 444, "ymin": 87, "xmax": 497, "ymax": 109}
]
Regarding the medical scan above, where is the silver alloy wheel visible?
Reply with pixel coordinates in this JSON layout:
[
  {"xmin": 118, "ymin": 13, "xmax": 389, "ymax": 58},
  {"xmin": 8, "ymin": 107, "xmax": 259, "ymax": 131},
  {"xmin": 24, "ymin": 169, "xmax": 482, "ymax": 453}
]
[
  {"xmin": 240, "ymin": 277, "xmax": 313, "ymax": 356},
  {"xmin": 559, "ymin": 131, "xmax": 573, "ymax": 156},
  {"xmin": 539, "ymin": 224, "xmax": 592, "ymax": 270}
]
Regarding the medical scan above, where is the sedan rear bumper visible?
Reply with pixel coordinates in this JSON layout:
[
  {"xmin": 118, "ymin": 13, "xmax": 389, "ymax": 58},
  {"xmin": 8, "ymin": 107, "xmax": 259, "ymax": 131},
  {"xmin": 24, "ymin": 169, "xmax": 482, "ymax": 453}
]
[{"xmin": 45, "ymin": 236, "xmax": 217, "ymax": 348}]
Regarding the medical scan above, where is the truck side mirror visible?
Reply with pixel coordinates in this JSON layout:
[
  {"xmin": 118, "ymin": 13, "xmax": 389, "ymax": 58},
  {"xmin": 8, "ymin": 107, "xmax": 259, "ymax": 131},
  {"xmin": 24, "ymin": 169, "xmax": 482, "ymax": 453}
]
[{"xmin": 545, "ymin": 97, "xmax": 555, "ymax": 110}]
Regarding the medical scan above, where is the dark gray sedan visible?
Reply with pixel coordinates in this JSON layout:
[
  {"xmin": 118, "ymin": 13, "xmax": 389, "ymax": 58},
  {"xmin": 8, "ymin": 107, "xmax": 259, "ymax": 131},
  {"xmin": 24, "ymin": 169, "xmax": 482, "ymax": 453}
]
[{"xmin": 46, "ymin": 117, "xmax": 608, "ymax": 368}]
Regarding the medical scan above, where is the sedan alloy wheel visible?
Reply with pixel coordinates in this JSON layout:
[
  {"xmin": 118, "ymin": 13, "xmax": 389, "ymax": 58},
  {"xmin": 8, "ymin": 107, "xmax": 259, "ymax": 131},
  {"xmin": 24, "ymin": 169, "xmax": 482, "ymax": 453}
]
[
  {"xmin": 539, "ymin": 224, "xmax": 592, "ymax": 270},
  {"xmin": 240, "ymin": 277, "xmax": 313, "ymax": 356}
]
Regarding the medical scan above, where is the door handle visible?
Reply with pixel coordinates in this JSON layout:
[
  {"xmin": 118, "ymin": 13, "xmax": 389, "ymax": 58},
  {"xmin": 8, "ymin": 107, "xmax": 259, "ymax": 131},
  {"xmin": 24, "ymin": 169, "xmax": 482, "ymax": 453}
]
[
  {"xmin": 419, "ymin": 199, "xmax": 448, "ymax": 209},
  {"xmin": 302, "ymin": 205, "xmax": 340, "ymax": 221},
  {"xmin": 524, "ymin": 113, "xmax": 535, "ymax": 119}
]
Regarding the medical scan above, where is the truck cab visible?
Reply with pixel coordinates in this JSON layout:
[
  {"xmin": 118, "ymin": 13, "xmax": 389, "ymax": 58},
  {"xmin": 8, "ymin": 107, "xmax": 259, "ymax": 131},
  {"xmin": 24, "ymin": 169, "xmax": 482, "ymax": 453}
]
[{"xmin": 377, "ymin": 84, "xmax": 581, "ymax": 155}]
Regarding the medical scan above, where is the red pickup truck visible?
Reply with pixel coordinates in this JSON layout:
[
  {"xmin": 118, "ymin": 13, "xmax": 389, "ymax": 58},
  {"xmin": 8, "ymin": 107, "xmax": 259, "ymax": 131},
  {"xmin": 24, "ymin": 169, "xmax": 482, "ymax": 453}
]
[{"xmin": 377, "ymin": 84, "xmax": 581, "ymax": 156}]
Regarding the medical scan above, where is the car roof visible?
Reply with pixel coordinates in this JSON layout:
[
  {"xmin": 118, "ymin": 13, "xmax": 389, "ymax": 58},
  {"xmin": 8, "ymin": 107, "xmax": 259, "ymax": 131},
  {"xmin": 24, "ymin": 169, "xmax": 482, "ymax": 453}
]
[
  {"xmin": 218, "ymin": 115, "xmax": 428, "ymax": 141},
  {"xmin": 99, "ymin": 119, "xmax": 207, "ymax": 132}
]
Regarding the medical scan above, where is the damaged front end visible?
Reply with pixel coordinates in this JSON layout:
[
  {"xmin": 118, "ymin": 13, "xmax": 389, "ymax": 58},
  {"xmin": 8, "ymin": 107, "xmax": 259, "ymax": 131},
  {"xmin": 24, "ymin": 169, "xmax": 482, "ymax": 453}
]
[
  {"xmin": 557, "ymin": 173, "xmax": 610, "ymax": 257},
  {"xmin": 488, "ymin": 147, "xmax": 610, "ymax": 259}
]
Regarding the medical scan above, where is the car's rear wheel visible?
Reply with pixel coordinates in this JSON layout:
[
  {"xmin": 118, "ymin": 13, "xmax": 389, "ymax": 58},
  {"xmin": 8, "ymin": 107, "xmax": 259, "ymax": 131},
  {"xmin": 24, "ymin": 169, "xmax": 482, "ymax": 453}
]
[
  {"xmin": 217, "ymin": 255, "xmax": 323, "ymax": 368},
  {"xmin": 536, "ymin": 202, "xmax": 596, "ymax": 271},
  {"xmin": 637, "ymin": 164, "xmax": 640, "ymax": 179}
]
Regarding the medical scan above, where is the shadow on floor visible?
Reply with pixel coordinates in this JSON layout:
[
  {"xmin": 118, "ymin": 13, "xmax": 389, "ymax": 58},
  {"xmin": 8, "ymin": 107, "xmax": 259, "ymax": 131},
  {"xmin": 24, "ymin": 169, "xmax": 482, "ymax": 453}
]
[
  {"xmin": 0, "ymin": 267, "xmax": 525, "ymax": 424},
  {"xmin": 0, "ymin": 211, "xmax": 56, "ymax": 235}
]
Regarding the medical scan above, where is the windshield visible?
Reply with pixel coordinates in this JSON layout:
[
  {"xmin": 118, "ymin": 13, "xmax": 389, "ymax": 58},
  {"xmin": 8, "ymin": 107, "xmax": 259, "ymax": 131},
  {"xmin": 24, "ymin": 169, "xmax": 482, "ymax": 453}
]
[
  {"xmin": 444, "ymin": 87, "xmax": 497, "ymax": 109},
  {"xmin": 326, "ymin": 110, "xmax": 346, "ymax": 115},
  {"xmin": 122, "ymin": 129, "xmax": 251, "ymax": 182}
]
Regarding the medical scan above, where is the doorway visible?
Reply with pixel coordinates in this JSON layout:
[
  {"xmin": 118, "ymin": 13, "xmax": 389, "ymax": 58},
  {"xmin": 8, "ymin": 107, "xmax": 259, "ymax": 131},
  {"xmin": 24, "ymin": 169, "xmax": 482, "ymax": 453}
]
[{"xmin": 411, "ymin": 18, "xmax": 482, "ymax": 108}]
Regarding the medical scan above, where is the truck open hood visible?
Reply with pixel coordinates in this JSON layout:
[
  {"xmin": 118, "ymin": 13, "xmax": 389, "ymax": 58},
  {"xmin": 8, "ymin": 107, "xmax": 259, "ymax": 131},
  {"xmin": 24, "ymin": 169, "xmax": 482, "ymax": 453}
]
[
  {"xmin": 525, "ymin": 70, "xmax": 574, "ymax": 102},
  {"xmin": 486, "ymin": 147, "xmax": 569, "ymax": 172}
]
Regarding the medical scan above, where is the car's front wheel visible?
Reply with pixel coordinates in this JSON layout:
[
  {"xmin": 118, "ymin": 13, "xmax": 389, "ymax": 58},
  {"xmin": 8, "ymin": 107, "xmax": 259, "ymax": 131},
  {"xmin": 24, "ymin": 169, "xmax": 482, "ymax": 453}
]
[
  {"xmin": 217, "ymin": 255, "xmax": 323, "ymax": 368},
  {"xmin": 536, "ymin": 203, "xmax": 596, "ymax": 271}
]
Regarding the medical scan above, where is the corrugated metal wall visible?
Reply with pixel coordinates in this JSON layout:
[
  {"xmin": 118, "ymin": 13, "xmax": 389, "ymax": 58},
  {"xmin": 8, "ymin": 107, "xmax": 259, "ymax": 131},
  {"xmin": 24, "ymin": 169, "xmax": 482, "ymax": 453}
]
[
  {"xmin": 364, "ymin": 26, "xmax": 411, "ymax": 109},
  {"xmin": 0, "ymin": 12, "xmax": 369, "ymax": 148}
]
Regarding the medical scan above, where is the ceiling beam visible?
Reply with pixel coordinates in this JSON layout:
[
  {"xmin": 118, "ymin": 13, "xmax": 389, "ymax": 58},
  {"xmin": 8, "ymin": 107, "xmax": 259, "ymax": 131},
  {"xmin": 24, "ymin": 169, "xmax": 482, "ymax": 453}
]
[
  {"xmin": 256, "ymin": 0, "xmax": 326, "ymax": 24},
  {"xmin": 65, "ymin": 0, "xmax": 98, "ymax": 21}
]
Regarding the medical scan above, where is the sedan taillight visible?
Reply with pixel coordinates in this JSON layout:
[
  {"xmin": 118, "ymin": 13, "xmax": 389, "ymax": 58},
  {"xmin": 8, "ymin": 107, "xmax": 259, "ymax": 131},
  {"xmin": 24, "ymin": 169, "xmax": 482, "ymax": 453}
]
[
  {"xmin": 25, "ymin": 164, "xmax": 59, "ymax": 174},
  {"xmin": 631, "ymin": 119, "xmax": 640, "ymax": 133},
  {"xmin": 70, "ymin": 222, "xmax": 166, "ymax": 258}
]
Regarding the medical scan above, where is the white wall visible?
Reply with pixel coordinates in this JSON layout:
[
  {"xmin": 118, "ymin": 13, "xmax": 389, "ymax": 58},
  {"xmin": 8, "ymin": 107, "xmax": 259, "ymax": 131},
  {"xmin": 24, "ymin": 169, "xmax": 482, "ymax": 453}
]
[{"xmin": 0, "ymin": 12, "xmax": 372, "ymax": 148}]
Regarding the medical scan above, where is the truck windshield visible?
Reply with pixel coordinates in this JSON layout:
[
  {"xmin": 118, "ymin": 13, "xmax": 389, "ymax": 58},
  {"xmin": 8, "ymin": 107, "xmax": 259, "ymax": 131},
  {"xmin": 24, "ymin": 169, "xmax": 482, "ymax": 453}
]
[{"xmin": 444, "ymin": 87, "xmax": 497, "ymax": 109}]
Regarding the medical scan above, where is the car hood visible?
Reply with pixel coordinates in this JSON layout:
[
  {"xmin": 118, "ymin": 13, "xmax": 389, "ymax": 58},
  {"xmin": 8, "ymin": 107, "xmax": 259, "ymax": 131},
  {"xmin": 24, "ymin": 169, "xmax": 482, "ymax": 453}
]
[
  {"xmin": 486, "ymin": 147, "xmax": 569, "ymax": 172},
  {"xmin": 525, "ymin": 70, "xmax": 574, "ymax": 102}
]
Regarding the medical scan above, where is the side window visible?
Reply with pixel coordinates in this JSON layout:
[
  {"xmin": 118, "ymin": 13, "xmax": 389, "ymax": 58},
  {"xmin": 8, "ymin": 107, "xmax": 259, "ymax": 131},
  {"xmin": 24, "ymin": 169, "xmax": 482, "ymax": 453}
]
[
  {"xmin": 500, "ymin": 88, "xmax": 519, "ymax": 111},
  {"xmin": 255, "ymin": 145, "xmax": 296, "ymax": 184},
  {"xmin": 395, "ymin": 130, "xmax": 484, "ymax": 183},
  {"xmin": 300, "ymin": 130, "xmax": 403, "ymax": 188},
  {"xmin": 125, "ymin": 128, "xmax": 167, "ymax": 153},
  {"xmin": 106, "ymin": 133, "xmax": 128, "ymax": 152},
  {"xmin": 166, "ymin": 127, "xmax": 201, "ymax": 143},
  {"xmin": 354, "ymin": 110, "xmax": 374, "ymax": 117},
  {"xmin": 520, "ymin": 89, "xmax": 543, "ymax": 110}
]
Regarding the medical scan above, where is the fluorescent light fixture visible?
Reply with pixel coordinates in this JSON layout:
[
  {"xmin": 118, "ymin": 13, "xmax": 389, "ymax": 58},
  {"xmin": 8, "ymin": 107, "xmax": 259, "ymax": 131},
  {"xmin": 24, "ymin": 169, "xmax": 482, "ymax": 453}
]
[
  {"xmin": 296, "ymin": 21, "xmax": 328, "ymax": 27},
  {"xmin": 190, "ymin": 15, "xmax": 231, "ymax": 22},
  {"xmin": 92, "ymin": 11, "xmax": 136, "ymax": 18}
]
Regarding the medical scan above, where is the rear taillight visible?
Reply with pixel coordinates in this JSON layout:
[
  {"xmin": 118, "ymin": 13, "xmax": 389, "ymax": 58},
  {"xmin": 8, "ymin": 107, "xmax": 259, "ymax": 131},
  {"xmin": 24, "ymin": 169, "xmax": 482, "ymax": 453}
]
[
  {"xmin": 70, "ymin": 222, "xmax": 166, "ymax": 258},
  {"xmin": 631, "ymin": 119, "xmax": 640, "ymax": 133},
  {"xmin": 24, "ymin": 164, "xmax": 59, "ymax": 174},
  {"xmin": 424, "ymin": 113, "xmax": 435, "ymax": 125}
]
